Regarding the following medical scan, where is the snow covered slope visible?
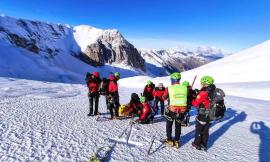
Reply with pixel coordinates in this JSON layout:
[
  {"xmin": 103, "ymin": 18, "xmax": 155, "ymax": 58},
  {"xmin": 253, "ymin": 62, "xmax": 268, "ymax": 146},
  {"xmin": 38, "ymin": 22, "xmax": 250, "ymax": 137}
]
[
  {"xmin": 120, "ymin": 40, "xmax": 270, "ymax": 101},
  {"xmin": 0, "ymin": 76, "xmax": 269, "ymax": 162},
  {"xmin": 73, "ymin": 25, "xmax": 104, "ymax": 51},
  {"xmin": 181, "ymin": 40, "xmax": 270, "ymax": 83},
  {"xmin": 0, "ymin": 38, "xmax": 269, "ymax": 162}
]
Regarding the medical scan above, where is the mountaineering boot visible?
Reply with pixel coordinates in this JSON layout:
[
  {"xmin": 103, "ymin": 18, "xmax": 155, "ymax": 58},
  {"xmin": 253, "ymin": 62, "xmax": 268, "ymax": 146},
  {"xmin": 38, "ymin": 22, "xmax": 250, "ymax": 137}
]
[
  {"xmin": 164, "ymin": 139, "xmax": 174, "ymax": 147},
  {"xmin": 181, "ymin": 123, "xmax": 188, "ymax": 127},
  {"xmin": 94, "ymin": 112, "xmax": 101, "ymax": 116},
  {"xmin": 88, "ymin": 113, "xmax": 93, "ymax": 116},
  {"xmin": 192, "ymin": 142, "xmax": 201, "ymax": 150},
  {"xmin": 200, "ymin": 144, "xmax": 207, "ymax": 151},
  {"xmin": 174, "ymin": 140, "xmax": 180, "ymax": 149}
]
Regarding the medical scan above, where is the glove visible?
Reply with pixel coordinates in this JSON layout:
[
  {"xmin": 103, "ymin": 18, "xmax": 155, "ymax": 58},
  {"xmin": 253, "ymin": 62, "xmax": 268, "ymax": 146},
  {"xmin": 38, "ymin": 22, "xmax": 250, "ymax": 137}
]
[{"xmin": 194, "ymin": 89, "xmax": 199, "ymax": 94}]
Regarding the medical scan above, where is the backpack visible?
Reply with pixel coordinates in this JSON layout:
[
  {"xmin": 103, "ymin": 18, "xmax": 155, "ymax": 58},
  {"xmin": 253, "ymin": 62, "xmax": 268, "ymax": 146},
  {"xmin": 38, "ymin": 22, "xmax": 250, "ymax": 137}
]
[
  {"xmin": 131, "ymin": 93, "xmax": 140, "ymax": 103},
  {"xmin": 85, "ymin": 72, "xmax": 92, "ymax": 84},
  {"xmin": 209, "ymin": 88, "xmax": 226, "ymax": 121},
  {"xmin": 119, "ymin": 104, "xmax": 132, "ymax": 116},
  {"xmin": 99, "ymin": 78, "xmax": 110, "ymax": 95}
]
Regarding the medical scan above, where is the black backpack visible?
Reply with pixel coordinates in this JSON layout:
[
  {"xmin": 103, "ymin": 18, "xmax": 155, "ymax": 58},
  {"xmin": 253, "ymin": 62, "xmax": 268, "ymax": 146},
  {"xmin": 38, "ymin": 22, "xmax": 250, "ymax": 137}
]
[
  {"xmin": 208, "ymin": 87, "xmax": 226, "ymax": 121},
  {"xmin": 131, "ymin": 93, "xmax": 140, "ymax": 103},
  {"xmin": 85, "ymin": 72, "xmax": 92, "ymax": 84},
  {"xmin": 100, "ymin": 78, "xmax": 110, "ymax": 95}
]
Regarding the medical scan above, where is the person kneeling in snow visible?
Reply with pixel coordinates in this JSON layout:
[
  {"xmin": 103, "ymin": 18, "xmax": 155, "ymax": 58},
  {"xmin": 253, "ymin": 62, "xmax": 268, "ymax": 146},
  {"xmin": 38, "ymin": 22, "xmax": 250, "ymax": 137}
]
[
  {"xmin": 128, "ymin": 93, "xmax": 143, "ymax": 116},
  {"xmin": 136, "ymin": 96, "xmax": 153, "ymax": 124},
  {"xmin": 118, "ymin": 93, "xmax": 142, "ymax": 117}
]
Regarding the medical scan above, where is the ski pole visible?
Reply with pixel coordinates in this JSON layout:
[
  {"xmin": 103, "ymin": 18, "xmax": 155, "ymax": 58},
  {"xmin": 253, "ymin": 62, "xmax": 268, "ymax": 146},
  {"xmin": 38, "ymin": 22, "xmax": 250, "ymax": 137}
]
[{"xmin": 147, "ymin": 136, "xmax": 155, "ymax": 155}]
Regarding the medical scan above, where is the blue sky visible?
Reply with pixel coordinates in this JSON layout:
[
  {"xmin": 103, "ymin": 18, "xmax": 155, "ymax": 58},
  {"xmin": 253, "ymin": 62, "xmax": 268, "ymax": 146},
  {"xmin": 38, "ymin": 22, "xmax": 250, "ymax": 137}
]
[{"xmin": 1, "ymin": 0, "xmax": 270, "ymax": 53}]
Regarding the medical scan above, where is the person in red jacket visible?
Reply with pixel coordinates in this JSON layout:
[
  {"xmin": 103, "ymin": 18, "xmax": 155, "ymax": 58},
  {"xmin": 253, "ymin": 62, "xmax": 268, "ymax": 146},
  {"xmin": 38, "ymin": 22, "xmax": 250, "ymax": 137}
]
[
  {"xmin": 136, "ymin": 96, "xmax": 152, "ymax": 124},
  {"xmin": 143, "ymin": 80, "xmax": 155, "ymax": 102},
  {"xmin": 192, "ymin": 76, "xmax": 215, "ymax": 151},
  {"xmin": 86, "ymin": 71, "xmax": 101, "ymax": 116},
  {"xmin": 107, "ymin": 74, "xmax": 120, "ymax": 119},
  {"xmin": 128, "ymin": 93, "xmax": 142, "ymax": 116},
  {"xmin": 153, "ymin": 83, "xmax": 165, "ymax": 116}
]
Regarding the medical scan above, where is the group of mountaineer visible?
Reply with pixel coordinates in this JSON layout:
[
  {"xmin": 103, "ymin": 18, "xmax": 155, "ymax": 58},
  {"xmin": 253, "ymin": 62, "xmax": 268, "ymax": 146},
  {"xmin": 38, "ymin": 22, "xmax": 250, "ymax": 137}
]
[{"xmin": 85, "ymin": 71, "xmax": 226, "ymax": 151}]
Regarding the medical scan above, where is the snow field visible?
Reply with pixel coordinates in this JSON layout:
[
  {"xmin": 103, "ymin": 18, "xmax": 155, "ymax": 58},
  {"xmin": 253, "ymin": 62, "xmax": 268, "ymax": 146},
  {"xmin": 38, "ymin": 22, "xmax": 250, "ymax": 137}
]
[{"xmin": 0, "ymin": 77, "xmax": 269, "ymax": 162}]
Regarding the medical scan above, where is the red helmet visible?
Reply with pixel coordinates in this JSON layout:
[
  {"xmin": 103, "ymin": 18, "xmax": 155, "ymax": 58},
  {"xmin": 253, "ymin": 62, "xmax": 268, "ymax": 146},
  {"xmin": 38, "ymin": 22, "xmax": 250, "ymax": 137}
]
[
  {"xmin": 109, "ymin": 74, "xmax": 115, "ymax": 81},
  {"xmin": 93, "ymin": 71, "xmax": 100, "ymax": 78}
]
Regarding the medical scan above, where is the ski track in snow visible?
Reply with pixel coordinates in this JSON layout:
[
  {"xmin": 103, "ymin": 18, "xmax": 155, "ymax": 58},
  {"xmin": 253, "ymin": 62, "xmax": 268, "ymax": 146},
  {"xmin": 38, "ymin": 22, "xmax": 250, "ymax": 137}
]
[{"xmin": 0, "ymin": 78, "xmax": 270, "ymax": 162}]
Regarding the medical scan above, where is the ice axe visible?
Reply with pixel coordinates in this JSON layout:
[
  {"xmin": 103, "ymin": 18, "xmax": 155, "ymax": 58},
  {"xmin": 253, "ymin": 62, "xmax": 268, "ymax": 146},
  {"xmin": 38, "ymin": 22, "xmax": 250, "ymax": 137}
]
[{"xmin": 191, "ymin": 75, "xmax": 197, "ymax": 88}]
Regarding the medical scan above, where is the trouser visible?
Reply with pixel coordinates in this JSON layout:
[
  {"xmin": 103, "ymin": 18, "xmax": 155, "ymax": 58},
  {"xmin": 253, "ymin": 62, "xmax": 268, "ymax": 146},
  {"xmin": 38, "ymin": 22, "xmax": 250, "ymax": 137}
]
[
  {"xmin": 154, "ymin": 97, "xmax": 164, "ymax": 115},
  {"xmin": 108, "ymin": 102, "xmax": 119, "ymax": 118},
  {"xmin": 165, "ymin": 111, "xmax": 185, "ymax": 141},
  {"xmin": 182, "ymin": 112, "xmax": 190, "ymax": 126},
  {"xmin": 194, "ymin": 120, "xmax": 211, "ymax": 148},
  {"xmin": 182, "ymin": 105, "xmax": 191, "ymax": 125},
  {"xmin": 106, "ymin": 94, "xmax": 119, "ymax": 118},
  {"xmin": 89, "ymin": 93, "xmax": 100, "ymax": 115}
]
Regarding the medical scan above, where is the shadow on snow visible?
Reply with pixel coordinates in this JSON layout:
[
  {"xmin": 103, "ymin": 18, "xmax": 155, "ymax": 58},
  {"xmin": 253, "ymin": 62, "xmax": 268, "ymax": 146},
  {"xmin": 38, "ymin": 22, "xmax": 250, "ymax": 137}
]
[
  {"xmin": 181, "ymin": 108, "xmax": 247, "ymax": 149},
  {"xmin": 250, "ymin": 121, "xmax": 270, "ymax": 162}
]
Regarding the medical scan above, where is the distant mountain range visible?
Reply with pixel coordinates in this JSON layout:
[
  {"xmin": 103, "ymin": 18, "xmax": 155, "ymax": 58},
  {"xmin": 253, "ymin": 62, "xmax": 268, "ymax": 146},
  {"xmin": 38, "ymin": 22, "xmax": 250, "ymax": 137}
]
[{"xmin": 0, "ymin": 15, "xmax": 225, "ymax": 82}]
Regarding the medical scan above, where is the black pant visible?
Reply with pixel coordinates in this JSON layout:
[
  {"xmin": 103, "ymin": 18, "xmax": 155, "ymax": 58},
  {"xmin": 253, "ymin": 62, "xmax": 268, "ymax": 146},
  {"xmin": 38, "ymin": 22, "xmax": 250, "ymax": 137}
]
[
  {"xmin": 108, "ymin": 102, "xmax": 119, "ymax": 118},
  {"xmin": 194, "ymin": 120, "xmax": 211, "ymax": 148},
  {"xmin": 89, "ymin": 93, "xmax": 100, "ymax": 115},
  {"xmin": 165, "ymin": 111, "xmax": 185, "ymax": 141},
  {"xmin": 154, "ymin": 97, "xmax": 164, "ymax": 115},
  {"xmin": 182, "ymin": 112, "xmax": 190, "ymax": 125},
  {"xmin": 107, "ymin": 95, "xmax": 119, "ymax": 118}
]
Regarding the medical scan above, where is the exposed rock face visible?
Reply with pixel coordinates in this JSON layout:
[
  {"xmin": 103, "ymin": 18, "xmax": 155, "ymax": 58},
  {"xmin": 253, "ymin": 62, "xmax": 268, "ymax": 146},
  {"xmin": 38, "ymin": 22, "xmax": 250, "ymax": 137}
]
[
  {"xmin": 0, "ymin": 17, "xmax": 71, "ymax": 58},
  {"xmin": 74, "ymin": 27, "xmax": 145, "ymax": 71},
  {"xmin": 7, "ymin": 33, "xmax": 39, "ymax": 53}
]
